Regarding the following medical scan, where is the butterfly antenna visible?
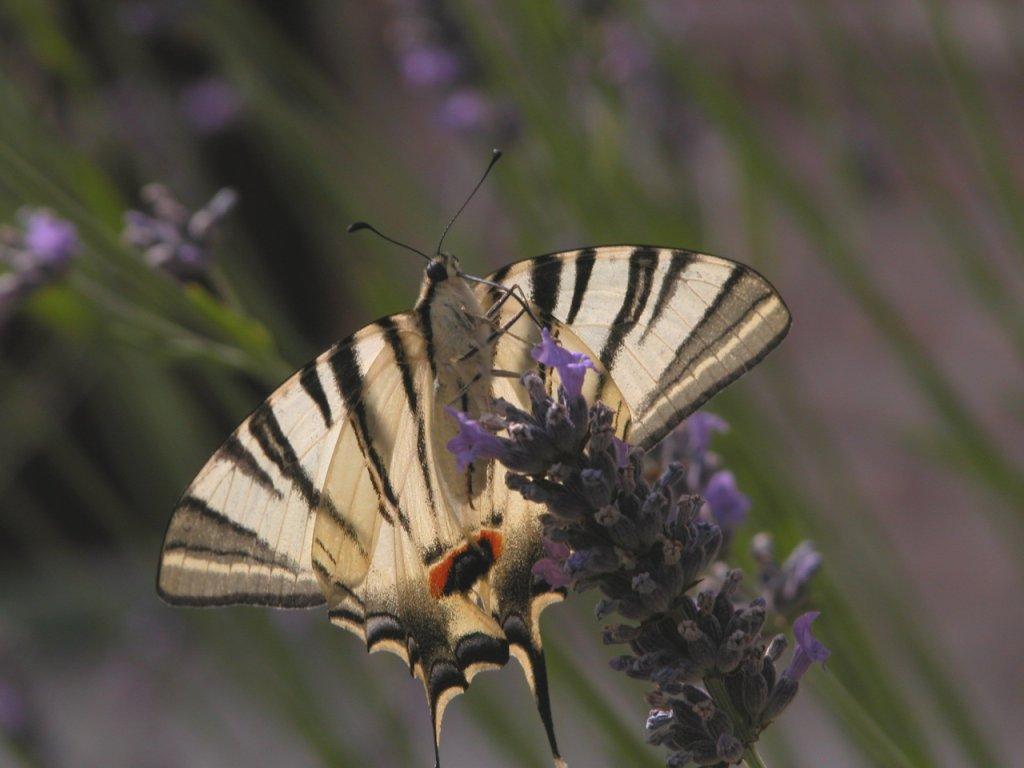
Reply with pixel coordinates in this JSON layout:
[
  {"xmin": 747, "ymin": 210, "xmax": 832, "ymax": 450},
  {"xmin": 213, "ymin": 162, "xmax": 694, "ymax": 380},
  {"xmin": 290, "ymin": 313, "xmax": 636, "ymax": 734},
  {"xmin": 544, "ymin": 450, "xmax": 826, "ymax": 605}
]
[
  {"xmin": 436, "ymin": 148, "xmax": 502, "ymax": 255},
  {"xmin": 347, "ymin": 221, "xmax": 430, "ymax": 261}
]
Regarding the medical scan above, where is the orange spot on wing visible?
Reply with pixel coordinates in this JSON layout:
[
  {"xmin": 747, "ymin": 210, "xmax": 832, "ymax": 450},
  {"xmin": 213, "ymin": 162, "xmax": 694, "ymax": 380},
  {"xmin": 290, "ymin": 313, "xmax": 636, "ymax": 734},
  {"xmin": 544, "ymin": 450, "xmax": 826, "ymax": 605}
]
[
  {"xmin": 429, "ymin": 554, "xmax": 455, "ymax": 600},
  {"xmin": 478, "ymin": 529, "xmax": 503, "ymax": 560},
  {"xmin": 427, "ymin": 529, "xmax": 504, "ymax": 600}
]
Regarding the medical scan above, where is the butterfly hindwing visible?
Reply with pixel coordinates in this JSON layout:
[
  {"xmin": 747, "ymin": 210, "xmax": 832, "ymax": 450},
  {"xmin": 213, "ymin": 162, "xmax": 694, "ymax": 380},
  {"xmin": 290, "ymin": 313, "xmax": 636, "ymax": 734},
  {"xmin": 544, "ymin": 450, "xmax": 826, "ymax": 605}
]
[{"xmin": 312, "ymin": 313, "xmax": 511, "ymax": 760}]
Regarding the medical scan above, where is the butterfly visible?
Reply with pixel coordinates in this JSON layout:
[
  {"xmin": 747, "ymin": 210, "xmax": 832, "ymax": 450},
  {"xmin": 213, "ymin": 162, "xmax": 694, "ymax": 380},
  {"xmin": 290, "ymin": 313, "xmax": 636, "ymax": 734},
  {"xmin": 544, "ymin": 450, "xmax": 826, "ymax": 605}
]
[{"xmin": 156, "ymin": 156, "xmax": 791, "ymax": 767}]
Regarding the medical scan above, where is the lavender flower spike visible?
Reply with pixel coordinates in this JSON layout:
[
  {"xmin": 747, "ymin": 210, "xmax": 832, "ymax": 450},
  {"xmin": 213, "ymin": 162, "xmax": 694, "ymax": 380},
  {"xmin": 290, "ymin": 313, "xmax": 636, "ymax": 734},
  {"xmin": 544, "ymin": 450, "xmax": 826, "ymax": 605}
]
[
  {"xmin": 531, "ymin": 328, "xmax": 596, "ymax": 399},
  {"xmin": 785, "ymin": 611, "xmax": 830, "ymax": 680},
  {"xmin": 444, "ymin": 406, "xmax": 508, "ymax": 471}
]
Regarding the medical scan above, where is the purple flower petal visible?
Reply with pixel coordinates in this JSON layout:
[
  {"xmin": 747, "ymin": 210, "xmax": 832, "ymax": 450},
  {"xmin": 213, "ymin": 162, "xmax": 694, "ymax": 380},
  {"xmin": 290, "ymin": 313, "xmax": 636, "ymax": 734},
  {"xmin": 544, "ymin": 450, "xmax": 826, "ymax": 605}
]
[
  {"xmin": 785, "ymin": 611, "xmax": 830, "ymax": 680},
  {"xmin": 779, "ymin": 541, "xmax": 823, "ymax": 604},
  {"xmin": 542, "ymin": 538, "xmax": 570, "ymax": 560},
  {"xmin": 703, "ymin": 470, "xmax": 750, "ymax": 529},
  {"xmin": 532, "ymin": 557, "xmax": 571, "ymax": 588},
  {"xmin": 23, "ymin": 211, "xmax": 79, "ymax": 268},
  {"xmin": 531, "ymin": 328, "xmax": 596, "ymax": 399},
  {"xmin": 444, "ymin": 406, "xmax": 507, "ymax": 471}
]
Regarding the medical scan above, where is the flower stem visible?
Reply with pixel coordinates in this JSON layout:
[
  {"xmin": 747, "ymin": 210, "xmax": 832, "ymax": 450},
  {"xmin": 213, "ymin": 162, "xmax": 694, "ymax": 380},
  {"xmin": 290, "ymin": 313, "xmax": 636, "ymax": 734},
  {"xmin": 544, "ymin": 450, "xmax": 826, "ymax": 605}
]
[
  {"xmin": 705, "ymin": 676, "xmax": 769, "ymax": 766},
  {"xmin": 743, "ymin": 746, "xmax": 770, "ymax": 768}
]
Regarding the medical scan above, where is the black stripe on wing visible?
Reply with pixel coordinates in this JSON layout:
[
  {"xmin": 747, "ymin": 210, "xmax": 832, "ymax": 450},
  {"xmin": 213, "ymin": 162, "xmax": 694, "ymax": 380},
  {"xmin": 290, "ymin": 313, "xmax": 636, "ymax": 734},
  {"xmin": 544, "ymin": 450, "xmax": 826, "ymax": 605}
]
[
  {"xmin": 329, "ymin": 340, "xmax": 410, "ymax": 533},
  {"xmin": 379, "ymin": 316, "xmax": 437, "ymax": 513},
  {"xmin": 640, "ymin": 249, "xmax": 694, "ymax": 342},
  {"xmin": 217, "ymin": 435, "xmax": 282, "ymax": 499},
  {"xmin": 299, "ymin": 359, "xmax": 333, "ymax": 428},
  {"xmin": 566, "ymin": 246, "xmax": 596, "ymax": 324},
  {"xmin": 529, "ymin": 253, "xmax": 562, "ymax": 320},
  {"xmin": 598, "ymin": 246, "xmax": 658, "ymax": 370}
]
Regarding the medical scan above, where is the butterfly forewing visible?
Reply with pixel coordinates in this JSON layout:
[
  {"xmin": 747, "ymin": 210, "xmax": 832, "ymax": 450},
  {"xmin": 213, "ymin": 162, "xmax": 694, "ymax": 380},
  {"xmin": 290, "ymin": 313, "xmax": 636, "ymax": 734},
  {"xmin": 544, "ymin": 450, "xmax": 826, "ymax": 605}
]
[{"xmin": 483, "ymin": 245, "xmax": 791, "ymax": 449}]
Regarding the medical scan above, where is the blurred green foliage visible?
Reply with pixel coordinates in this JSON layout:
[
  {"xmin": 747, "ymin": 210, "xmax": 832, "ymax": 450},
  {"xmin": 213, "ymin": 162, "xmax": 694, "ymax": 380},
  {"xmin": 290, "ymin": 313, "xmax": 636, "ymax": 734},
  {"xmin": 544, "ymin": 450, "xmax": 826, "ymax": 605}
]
[{"xmin": 1, "ymin": 2, "xmax": 1020, "ymax": 766}]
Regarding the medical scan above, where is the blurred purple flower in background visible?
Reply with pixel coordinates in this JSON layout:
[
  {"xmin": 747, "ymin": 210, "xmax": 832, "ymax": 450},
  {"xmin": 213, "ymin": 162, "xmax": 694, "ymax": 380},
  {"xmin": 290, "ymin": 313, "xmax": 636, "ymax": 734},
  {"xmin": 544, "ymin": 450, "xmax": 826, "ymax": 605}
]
[
  {"xmin": 702, "ymin": 469, "xmax": 750, "ymax": 529},
  {"xmin": 385, "ymin": 1, "xmax": 517, "ymax": 139},
  {"xmin": 752, "ymin": 534, "xmax": 823, "ymax": 615},
  {"xmin": 180, "ymin": 76, "xmax": 243, "ymax": 134},
  {"xmin": 0, "ymin": 208, "xmax": 80, "ymax": 322},
  {"xmin": 22, "ymin": 211, "xmax": 80, "ymax": 270},
  {"xmin": 438, "ymin": 89, "xmax": 493, "ymax": 133},
  {"xmin": 123, "ymin": 184, "xmax": 237, "ymax": 281},
  {"xmin": 400, "ymin": 46, "xmax": 461, "ymax": 88}
]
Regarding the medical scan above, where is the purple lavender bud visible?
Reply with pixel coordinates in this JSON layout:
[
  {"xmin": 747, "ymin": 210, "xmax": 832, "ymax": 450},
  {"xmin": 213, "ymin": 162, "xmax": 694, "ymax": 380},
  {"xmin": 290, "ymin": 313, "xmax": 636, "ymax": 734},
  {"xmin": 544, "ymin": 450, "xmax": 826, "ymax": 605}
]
[
  {"xmin": 580, "ymin": 467, "xmax": 611, "ymax": 508},
  {"xmin": 742, "ymin": 663, "xmax": 770, "ymax": 719},
  {"xmin": 761, "ymin": 676, "xmax": 799, "ymax": 723},
  {"xmin": 531, "ymin": 328, "xmax": 597, "ymax": 399},
  {"xmin": 632, "ymin": 572, "xmax": 657, "ymax": 595},
  {"xmin": 685, "ymin": 412, "xmax": 729, "ymax": 456},
  {"xmin": 180, "ymin": 77, "xmax": 242, "ymax": 134},
  {"xmin": 594, "ymin": 598, "xmax": 618, "ymax": 619},
  {"xmin": 611, "ymin": 436, "xmax": 630, "ymax": 468},
  {"xmin": 716, "ymin": 733, "xmax": 744, "ymax": 763},
  {"xmin": 703, "ymin": 470, "xmax": 750, "ymax": 529},
  {"xmin": 766, "ymin": 634, "xmax": 788, "ymax": 662},
  {"xmin": 22, "ymin": 210, "xmax": 79, "ymax": 269},
  {"xmin": 784, "ymin": 611, "xmax": 830, "ymax": 681},
  {"xmin": 776, "ymin": 541, "xmax": 823, "ymax": 608},
  {"xmin": 602, "ymin": 624, "xmax": 638, "ymax": 645},
  {"xmin": 595, "ymin": 504, "xmax": 621, "ymax": 527},
  {"xmin": 646, "ymin": 706, "xmax": 674, "ymax": 731},
  {"xmin": 443, "ymin": 406, "xmax": 509, "ymax": 471},
  {"xmin": 609, "ymin": 654, "xmax": 634, "ymax": 672}
]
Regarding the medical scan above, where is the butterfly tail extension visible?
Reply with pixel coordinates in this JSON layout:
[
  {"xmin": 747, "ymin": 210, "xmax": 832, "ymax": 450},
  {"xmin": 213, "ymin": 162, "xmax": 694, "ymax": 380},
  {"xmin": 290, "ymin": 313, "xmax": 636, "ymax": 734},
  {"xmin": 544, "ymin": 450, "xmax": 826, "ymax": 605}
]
[{"xmin": 503, "ymin": 607, "xmax": 567, "ymax": 768}]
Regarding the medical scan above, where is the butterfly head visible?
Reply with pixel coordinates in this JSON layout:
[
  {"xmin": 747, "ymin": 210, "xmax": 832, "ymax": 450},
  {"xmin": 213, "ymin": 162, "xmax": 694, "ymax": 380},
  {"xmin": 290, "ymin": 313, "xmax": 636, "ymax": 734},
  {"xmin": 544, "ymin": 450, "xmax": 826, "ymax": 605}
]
[{"xmin": 426, "ymin": 252, "xmax": 463, "ymax": 284}]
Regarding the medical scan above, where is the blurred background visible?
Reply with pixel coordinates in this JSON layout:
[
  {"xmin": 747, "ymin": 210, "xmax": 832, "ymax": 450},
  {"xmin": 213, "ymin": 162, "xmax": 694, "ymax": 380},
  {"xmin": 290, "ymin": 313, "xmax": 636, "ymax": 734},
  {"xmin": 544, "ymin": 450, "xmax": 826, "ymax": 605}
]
[{"xmin": 1, "ymin": 1, "xmax": 1022, "ymax": 766}]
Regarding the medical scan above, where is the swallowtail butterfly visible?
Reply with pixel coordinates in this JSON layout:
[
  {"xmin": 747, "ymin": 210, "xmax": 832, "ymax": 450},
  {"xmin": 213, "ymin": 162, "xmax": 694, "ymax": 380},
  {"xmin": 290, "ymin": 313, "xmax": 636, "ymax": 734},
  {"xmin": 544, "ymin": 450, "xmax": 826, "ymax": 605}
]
[{"xmin": 157, "ymin": 154, "xmax": 790, "ymax": 766}]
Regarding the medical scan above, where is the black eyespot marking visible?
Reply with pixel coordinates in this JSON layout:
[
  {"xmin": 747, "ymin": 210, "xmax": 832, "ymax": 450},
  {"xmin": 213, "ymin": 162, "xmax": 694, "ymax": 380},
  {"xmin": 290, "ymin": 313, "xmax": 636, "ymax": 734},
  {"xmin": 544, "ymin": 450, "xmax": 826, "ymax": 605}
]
[
  {"xmin": 442, "ymin": 538, "xmax": 495, "ymax": 596},
  {"xmin": 427, "ymin": 261, "xmax": 448, "ymax": 282}
]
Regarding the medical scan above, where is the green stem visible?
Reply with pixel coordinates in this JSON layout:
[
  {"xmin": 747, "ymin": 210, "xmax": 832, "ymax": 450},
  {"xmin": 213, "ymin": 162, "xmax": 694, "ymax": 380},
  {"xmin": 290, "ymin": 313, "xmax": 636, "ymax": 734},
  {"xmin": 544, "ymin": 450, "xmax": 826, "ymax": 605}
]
[
  {"xmin": 742, "ymin": 746, "xmax": 770, "ymax": 768},
  {"xmin": 704, "ymin": 676, "xmax": 761, "ymax": 760}
]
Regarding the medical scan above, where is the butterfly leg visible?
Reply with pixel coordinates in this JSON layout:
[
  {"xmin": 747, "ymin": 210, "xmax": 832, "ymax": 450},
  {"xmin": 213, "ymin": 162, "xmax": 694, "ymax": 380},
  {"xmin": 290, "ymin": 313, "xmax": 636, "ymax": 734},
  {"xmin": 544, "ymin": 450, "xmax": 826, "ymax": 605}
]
[
  {"xmin": 456, "ymin": 305, "xmax": 529, "ymax": 365},
  {"xmin": 462, "ymin": 273, "xmax": 544, "ymax": 329}
]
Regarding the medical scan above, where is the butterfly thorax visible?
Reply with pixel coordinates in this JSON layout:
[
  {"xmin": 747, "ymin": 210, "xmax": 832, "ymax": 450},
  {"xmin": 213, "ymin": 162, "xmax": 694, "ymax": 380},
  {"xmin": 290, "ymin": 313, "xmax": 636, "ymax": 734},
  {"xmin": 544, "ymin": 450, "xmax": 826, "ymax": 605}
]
[{"xmin": 416, "ymin": 258, "xmax": 495, "ymax": 507}]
